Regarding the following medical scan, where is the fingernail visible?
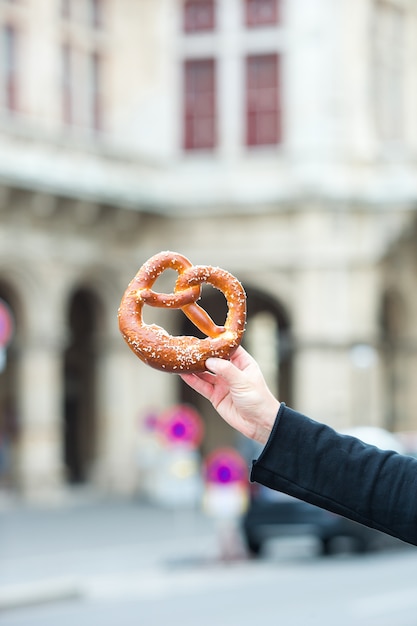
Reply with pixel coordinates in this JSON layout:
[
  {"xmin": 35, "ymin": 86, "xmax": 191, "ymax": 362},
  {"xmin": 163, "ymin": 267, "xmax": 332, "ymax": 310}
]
[{"xmin": 205, "ymin": 358, "xmax": 218, "ymax": 372}]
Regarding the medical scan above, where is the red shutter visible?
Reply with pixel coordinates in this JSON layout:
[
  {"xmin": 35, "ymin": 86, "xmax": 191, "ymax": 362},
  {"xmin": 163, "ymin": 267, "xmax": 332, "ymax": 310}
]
[
  {"xmin": 184, "ymin": 1, "xmax": 215, "ymax": 33},
  {"xmin": 246, "ymin": 0, "xmax": 279, "ymax": 28},
  {"xmin": 246, "ymin": 54, "xmax": 281, "ymax": 146},
  {"xmin": 183, "ymin": 59, "xmax": 216, "ymax": 151}
]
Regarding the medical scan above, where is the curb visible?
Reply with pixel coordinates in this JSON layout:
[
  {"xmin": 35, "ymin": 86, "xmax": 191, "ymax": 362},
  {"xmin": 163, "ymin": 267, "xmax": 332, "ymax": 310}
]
[{"xmin": 0, "ymin": 580, "xmax": 83, "ymax": 611}]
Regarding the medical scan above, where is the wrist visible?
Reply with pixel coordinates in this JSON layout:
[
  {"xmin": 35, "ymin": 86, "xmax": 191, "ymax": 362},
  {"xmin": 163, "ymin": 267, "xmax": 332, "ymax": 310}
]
[{"xmin": 255, "ymin": 397, "xmax": 280, "ymax": 445}]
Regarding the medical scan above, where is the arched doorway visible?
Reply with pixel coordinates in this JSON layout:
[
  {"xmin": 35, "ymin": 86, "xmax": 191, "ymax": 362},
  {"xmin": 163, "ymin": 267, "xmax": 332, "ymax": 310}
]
[
  {"xmin": 0, "ymin": 282, "xmax": 20, "ymax": 489},
  {"xmin": 179, "ymin": 283, "xmax": 292, "ymax": 454},
  {"xmin": 63, "ymin": 287, "xmax": 100, "ymax": 484},
  {"xmin": 245, "ymin": 286, "xmax": 292, "ymax": 405}
]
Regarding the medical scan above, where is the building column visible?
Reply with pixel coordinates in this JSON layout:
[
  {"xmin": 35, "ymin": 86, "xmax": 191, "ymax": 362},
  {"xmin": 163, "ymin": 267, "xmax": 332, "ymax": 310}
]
[
  {"xmin": 93, "ymin": 328, "xmax": 180, "ymax": 496},
  {"xmin": 15, "ymin": 333, "xmax": 65, "ymax": 497},
  {"xmin": 292, "ymin": 260, "xmax": 383, "ymax": 430}
]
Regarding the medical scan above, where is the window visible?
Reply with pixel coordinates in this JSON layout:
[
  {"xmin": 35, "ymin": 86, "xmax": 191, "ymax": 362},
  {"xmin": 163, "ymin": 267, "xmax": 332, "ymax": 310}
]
[
  {"xmin": 60, "ymin": 1, "xmax": 105, "ymax": 131},
  {"xmin": 61, "ymin": 0, "xmax": 103, "ymax": 27},
  {"xmin": 245, "ymin": 0, "xmax": 279, "ymax": 27},
  {"xmin": 61, "ymin": 0, "xmax": 71, "ymax": 19},
  {"xmin": 183, "ymin": 59, "xmax": 216, "ymax": 150},
  {"xmin": 88, "ymin": 51, "xmax": 102, "ymax": 130},
  {"xmin": 246, "ymin": 53, "xmax": 280, "ymax": 146},
  {"xmin": 373, "ymin": 1, "xmax": 405, "ymax": 142},
  {"xmin": 184, "ymin": 0, "xmax": 215, "ymax": 33},
  {"xmin": 61, "ymin": 46, "xmax": 103, "ymax": 130},
  {"xmin": 1, "ymin": 24, "xmax": 18, "ymax": 111},
  {"xmin": 87, "ymin": 0, "xmax": 103, "ymax": 29}
]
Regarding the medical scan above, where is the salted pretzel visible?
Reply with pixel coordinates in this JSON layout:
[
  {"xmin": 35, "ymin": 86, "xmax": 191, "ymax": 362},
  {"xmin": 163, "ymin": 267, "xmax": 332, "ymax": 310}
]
[{"xmin": 118, "ymin": 251, "xmax": 246, "ymax": 372}]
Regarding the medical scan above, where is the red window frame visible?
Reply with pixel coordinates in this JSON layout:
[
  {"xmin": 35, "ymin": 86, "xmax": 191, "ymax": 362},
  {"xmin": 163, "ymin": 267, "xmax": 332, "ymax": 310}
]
[
  {"xmin": 245, "ymin": 0, "xmax": 279, "ymax": 28},
  {"xmin": 183, "ymin": 0, "xmax": 215, "ymax": 33},
  {"xmin": 183, "ymin": 58, "xmax": 217, "ymax": 151},
  {"xmin": 246, "ymin": 53, "xmax": 281, "ymax": 147}
]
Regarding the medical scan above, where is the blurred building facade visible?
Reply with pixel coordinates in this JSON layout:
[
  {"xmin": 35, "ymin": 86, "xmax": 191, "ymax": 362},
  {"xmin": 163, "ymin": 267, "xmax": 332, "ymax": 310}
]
[{"xmin": 0, "ymin": 0, "xmax": 417, "ymax": 498}]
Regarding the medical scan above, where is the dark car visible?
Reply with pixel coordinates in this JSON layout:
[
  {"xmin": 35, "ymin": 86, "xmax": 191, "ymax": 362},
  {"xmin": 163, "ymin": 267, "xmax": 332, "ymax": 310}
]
[{"xmin": 241, "ymin": 485, "xmax": 382, "ymax": 557}]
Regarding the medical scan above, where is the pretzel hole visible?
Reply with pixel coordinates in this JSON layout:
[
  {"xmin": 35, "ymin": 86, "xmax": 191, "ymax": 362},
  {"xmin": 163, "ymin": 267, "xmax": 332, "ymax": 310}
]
[
  {"xmin": 152, "ymin": 269, "xmax": 178, "ymax": 294},
  {"xmin": 141, "ymin": 282, "xmax": 228, "ymax": 338},
  {"xmin": 182, "ymin": 283, "xmax": 228, "ymax": 339}
]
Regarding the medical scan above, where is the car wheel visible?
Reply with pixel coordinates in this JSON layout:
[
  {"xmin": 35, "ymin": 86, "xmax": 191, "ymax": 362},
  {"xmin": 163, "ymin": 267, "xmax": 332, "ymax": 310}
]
[
  {"xmin": 245, "ymin": 536, "xmax": 263, "ymax": 557},
  {"xmin": 320, "ymin": 537, "xmax": 333, "ymax": 556}
]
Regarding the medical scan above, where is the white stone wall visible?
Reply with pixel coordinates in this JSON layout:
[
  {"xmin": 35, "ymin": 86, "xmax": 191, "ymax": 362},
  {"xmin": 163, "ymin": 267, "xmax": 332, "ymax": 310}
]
[{"xmin": 1, "ymin": 0, "xmax": 417, "ymax": 498}]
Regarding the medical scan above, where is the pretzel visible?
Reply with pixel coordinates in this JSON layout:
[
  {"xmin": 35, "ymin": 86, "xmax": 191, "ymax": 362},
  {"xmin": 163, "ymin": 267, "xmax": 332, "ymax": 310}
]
[{"xmin": 118, "ymin": 251, "xmax": 246, "ymax": 372}]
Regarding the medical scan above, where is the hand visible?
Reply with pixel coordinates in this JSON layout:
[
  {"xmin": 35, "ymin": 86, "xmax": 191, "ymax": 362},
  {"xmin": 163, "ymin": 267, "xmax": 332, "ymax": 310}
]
[{"xmin": 179, "ymin": 346, "xmax": 280, "ymax": 445}]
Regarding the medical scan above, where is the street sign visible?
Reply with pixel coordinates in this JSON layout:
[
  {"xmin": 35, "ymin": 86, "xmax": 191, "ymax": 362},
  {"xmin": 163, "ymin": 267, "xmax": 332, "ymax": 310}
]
[
  {"xmin": 204, "ymin": 447, "xmax": 248, "ymax": 485},
  {"xmin": 203, "ymin": 448, "xmax": 249, "ymax": 521},
  {"xmin": 158, "ymin": 404, "xmax": 204, "ymax": 449},
  {"xmin": 0, "ymin": 298, "xmax": 13, "ymax": 348}
]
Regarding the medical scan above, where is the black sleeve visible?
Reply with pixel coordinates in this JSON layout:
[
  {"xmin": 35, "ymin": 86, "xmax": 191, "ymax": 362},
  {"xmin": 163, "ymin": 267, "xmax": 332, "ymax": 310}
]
[{"xmin": 250, "ymin": 404, "xmax": 417, "ymax": 546}]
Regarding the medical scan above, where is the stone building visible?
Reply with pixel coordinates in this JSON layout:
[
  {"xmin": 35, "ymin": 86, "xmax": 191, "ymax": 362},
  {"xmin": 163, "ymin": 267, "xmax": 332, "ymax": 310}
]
[{"xmin": 0, "ymin": 0, "xmax": 417, "ymax": 499}]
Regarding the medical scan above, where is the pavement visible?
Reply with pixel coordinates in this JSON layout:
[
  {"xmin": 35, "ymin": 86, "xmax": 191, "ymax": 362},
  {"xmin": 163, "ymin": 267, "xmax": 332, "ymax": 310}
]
[
  {"xmin": 0, "ymin": 488, "xmax": 237, "ymax": 612},
  {"xmin": 3, "ymin": 490, "xmax": 417, "ymax": 626}
]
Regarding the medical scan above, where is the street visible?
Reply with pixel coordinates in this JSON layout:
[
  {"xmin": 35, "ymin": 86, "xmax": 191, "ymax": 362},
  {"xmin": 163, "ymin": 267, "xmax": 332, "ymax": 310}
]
[{"xmin": 1, "ymin": 495, "xmax": 417, "ymax": 626}]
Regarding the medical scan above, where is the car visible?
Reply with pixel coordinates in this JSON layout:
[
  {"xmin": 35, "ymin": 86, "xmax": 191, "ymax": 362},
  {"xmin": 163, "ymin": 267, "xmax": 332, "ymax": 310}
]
[
  {"xmin": 241, "ymin": 426, "xmax": 405, "ymax": 557},
  {"xmin": 241, "ymin": 485, "xmax": 381, "ymax": 557}
]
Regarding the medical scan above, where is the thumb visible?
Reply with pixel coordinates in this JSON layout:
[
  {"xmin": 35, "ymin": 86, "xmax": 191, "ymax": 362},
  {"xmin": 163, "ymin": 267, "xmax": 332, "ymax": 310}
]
[{"xmin": 205, "ymin": 357, "xmax": 243, "ymax": 385}]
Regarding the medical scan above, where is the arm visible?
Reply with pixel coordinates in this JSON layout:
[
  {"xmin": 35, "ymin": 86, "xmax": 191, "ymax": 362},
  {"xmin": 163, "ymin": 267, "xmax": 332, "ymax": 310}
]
[
  {"xmin": 252, "ymin": 403, "xmax": 417, "ymax": 546},
  {"xmin": 180, "ymin": 347, "xmax": 417, "ymax": 546}
]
